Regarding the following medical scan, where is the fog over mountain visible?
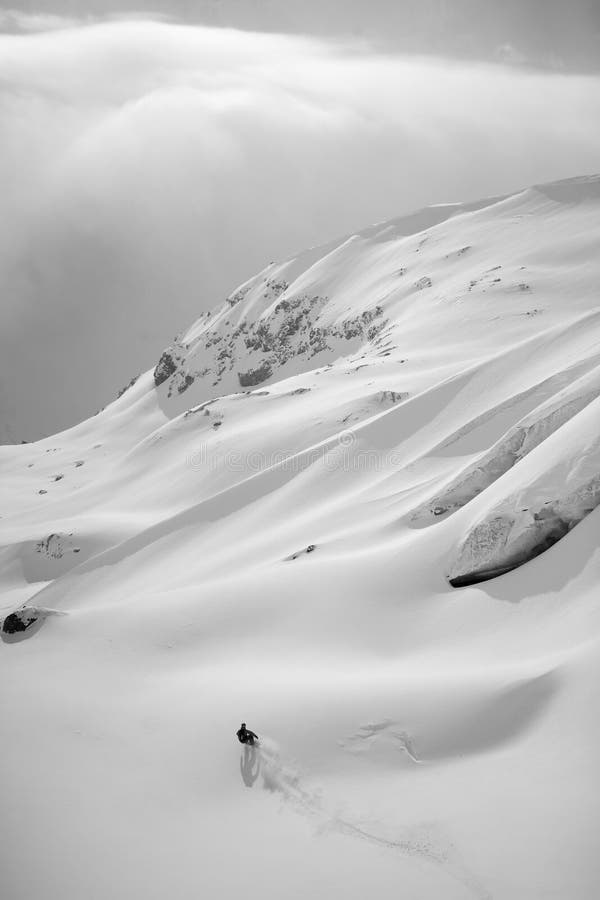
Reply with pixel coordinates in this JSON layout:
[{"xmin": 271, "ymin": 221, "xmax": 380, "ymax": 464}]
[{"xmin": 1, "ymin": 13, "xmax": 599, "ymax": 441}]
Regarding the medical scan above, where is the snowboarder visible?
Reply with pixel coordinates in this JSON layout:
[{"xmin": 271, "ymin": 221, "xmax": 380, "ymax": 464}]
[{"xmin": 237, "ymin": 722, "xmax": 259, "ymax": 746}]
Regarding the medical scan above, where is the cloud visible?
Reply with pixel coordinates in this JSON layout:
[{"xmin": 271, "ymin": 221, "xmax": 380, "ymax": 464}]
[
  {"xmin": 0, "ymin": 8, "xmax": 83, "ymax": 32},
  {"xmin": 1, "ymin": 19, "xmax": 600, "ymax": 440}
]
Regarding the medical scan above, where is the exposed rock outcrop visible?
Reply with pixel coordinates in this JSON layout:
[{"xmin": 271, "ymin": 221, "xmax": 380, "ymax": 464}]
[
  {"xmin": 153, "ymin": 348, "xmax": 180, "ymax": 386},
  {"xmin": 2, "ymin": 608, "xmax": 39, "ymax": 633}
]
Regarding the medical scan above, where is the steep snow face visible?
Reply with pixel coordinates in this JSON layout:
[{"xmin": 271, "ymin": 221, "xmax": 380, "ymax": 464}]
[
  {"xmin": 447, "ymin": 395, "xmax": 600, "ymax": 586},
  {"xmin": 412, "ymin": 361, "xmax": 600, "ymax": 530},
  {"xmin": 1, "ymin": 176, "xmax": 600, "ymax": 900}
]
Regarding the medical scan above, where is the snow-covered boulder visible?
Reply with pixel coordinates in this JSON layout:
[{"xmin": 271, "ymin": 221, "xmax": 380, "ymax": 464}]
[
  {"xmin": 2, "ymin": 607, "xmax": 40, "ymax": 634},
  {"xmin": 2, "ymin": 606, "xmax": 66, "ymax": 643}
]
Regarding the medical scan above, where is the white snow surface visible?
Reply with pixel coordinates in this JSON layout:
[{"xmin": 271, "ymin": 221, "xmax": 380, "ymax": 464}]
[{"xmin": 2, "ymin": 175, "xmax": 600, "ymax": 899}]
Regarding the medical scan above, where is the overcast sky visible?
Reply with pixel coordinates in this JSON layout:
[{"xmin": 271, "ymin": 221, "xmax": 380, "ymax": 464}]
[
  {"xmin": 1, "ymin": 4, "xmax": 600, "ymax": 441},
  {"xmin": 3, "ymin": 1, "xmax": 600, "ymax": 69}
]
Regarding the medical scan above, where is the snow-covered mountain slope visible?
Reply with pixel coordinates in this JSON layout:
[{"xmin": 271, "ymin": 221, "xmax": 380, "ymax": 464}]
[{"xmin": 2, "ymin": 175, "xmax": 600, "ymax": 900}]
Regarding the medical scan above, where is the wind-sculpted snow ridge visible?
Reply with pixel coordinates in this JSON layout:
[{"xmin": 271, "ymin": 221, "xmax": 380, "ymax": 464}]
[
  {"xmin": 448, "ymin": 397, "xmax": 600, "ymax": 587},
  {"xmin": 413, "ymin": 360, "xmax": 600, "ymax": 526},
  {"xmin": 449, "ymin": 477, "xmax": 600, "ymax": 588},
  {"xmin": 533, "ymin": 173, "xmax": 600, "ymax": 204}
]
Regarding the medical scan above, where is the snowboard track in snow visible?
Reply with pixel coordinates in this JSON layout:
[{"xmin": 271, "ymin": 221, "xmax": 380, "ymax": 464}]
[{"xmin": 257, "ymin": 742, "xmax": 491, "ymax": 899}]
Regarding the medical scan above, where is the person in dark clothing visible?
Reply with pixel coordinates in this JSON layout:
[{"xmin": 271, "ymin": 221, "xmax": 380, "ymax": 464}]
[{"xmin": 237, "ymin": 722, "xmax": 259, "ymax": 745}]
